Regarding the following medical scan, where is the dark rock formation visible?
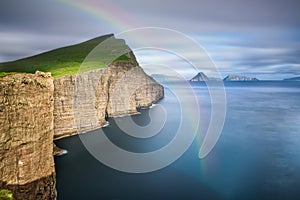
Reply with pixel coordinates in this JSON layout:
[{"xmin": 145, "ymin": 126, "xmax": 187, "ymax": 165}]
[
  {"xmin": 223, "ymin": 74, "xmax": 259, "ymax": 81},
  {"xmin": 1, "ymin": 174, "xmax": 56, "ymax": 200}
]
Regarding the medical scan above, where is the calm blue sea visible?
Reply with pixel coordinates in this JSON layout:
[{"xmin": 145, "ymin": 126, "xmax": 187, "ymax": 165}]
[{"xmin": 55, "ymin": 81, "xmax": 300, "ymax": 200}]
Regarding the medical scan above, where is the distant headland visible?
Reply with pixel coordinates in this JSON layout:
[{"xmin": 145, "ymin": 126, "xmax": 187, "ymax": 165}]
[
  {"xmin": 283, "ymin": 76, "xmax": 300, "ymax": 81},
  {"xmin": 190, "ymin": 72, "xmax": 300, "ymax": 82},
  {"xmin": 190, "ymin": 72, "xmax": 258, "ymax": 82}
]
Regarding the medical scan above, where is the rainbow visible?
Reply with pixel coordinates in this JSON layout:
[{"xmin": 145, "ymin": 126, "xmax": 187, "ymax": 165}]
[
  {"xmin": 55, "ymin": 0, "xmax": 137, "ymax": 32},
  {"xmin": 54, "ymin": 1, "xmax": 221, "ymax": 169}
]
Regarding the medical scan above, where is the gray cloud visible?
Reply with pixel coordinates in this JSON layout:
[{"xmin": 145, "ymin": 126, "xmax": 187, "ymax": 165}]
[
  {"xmin": 0, "ymin": 0, "xmax": 299, "ymax": 79},
  {"xmin": 112, "ymin": 0, "xmax": 300, "ymax": 29}
]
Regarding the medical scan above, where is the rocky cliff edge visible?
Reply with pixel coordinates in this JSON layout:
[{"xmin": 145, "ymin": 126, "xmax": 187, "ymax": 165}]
[
  {"xmin": 0, "ymin": 60, "xmax": 163, "ymax": 199},
  {"xmin": 0, "ymin": 72, "xmax": 56, "ymax": 199}
]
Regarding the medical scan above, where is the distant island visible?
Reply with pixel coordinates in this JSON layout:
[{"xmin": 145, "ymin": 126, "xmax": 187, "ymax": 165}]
[
  {"xmin": 190, "ymin": 72, "xmax": 209, "ymax": 81},
  {"xmin": 189, "ymin": 72, "xmax": 258, "ymax": 82},
  {"xmin": 223, "ymin": 74, "xmax": 259, "ymax": 81},
  {"xmin": 189, "ymin": 72, "xmax": 222, "ymax": 82},
  {"xmin": 283, "ymin": 77, "xmax": 300, "ymax": 81}
]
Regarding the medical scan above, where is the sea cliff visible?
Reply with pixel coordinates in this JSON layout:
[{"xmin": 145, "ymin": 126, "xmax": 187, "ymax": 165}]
[
  {"xmin": 0, "ymin": 72, "xmax": 56, "ymax": 199},
  {"xmin": 53, "ymin": 61, "xmax": 163, "ymax": 139},
  {"xmin": 0, "ymin": 60, "xmax": 163, "ymax": 199}
]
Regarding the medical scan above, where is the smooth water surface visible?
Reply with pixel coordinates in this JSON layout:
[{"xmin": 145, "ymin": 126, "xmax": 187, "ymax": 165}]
[{"xmin": 55, "ymin": 81, "xmax": 300, "ymax": 200}]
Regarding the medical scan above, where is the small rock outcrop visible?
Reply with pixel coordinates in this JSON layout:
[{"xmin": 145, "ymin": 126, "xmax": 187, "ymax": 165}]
[{"xmin": 223, "ymin": 74, "xmax": 259, "ymax": 81}]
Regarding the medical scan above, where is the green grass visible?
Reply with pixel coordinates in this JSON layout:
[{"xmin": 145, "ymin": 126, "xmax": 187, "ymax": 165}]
[
  {"xmin": 113, "ymin": 54, "xmax": 135, "ymax": 62},
  {"xmin": 0, "ymin": 34, "xmax": 136, "ymax": 78},
  {"xmin": 0, "ymin": 189, "xmax": 13, "ymax": 200},
  {"xmin": 0, "ymin": 72, "xmax": 17, "ymax": 77}
]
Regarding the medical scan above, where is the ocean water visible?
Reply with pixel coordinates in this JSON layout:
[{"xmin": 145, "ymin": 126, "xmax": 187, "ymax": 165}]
[{"xmin": 54, "ymin": 81, "xmax": 300, "ymax": 200}]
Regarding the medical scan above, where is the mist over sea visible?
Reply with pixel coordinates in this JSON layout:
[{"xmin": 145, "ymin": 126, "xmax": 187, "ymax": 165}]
[{"xmin": 55, "ymin": 81, "xmax": 300, "ymax": 200}]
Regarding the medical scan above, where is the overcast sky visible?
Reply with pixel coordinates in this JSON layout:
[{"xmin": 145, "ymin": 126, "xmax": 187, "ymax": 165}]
[{"xmin": 1, "ymin": 0, "xmax": 300, "ymax": 79}]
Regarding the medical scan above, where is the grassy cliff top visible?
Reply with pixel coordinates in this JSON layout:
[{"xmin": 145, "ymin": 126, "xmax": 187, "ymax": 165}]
[{"xmin": 0, "ymin": 34, "xmax": 136, "ymax": 78}]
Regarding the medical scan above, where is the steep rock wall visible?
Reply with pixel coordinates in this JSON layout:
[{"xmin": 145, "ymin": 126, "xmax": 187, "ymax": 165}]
[
  {"xmin": 0, "ymin": 61, "xmax": 164, "ymax": 199},
  {"xmin": 53, "ymin": 68, "xmax": 109, "ymax": 139},
  {"xmin": 106, "ymin": 62, "xmax": 164, "ymax": 116},
  {"xmin": 53, "ymin": 62, "xmax": 163, "ymax": 139},
  {"xmin": 0, "ymin": 72, "xmax": 56, "ymax": 200}
]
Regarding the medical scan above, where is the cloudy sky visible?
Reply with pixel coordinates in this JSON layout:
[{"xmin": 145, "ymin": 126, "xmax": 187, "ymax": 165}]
[{"xmin": 1, "ymin": 0, "xmax": 300, "ymax": 79}]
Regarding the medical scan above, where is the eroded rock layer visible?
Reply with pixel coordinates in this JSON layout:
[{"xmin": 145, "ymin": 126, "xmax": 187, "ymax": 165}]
[
  {"xmin": 53, "ymin": 62, "xmax": 164, "ymax": 139},
  {"xmin": 0, "ymin": 72, "xmax": 56, "ymax": 200},
  {"xmin": 0, "ymin": 61, "xmax": 164, "ymax": 199}
]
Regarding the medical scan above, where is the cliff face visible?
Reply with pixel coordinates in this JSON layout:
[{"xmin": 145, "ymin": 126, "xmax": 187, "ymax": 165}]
[
  {"xmin": 0, "ymin": 72, "xmax": 56, "ymax": 200},
  {"xmin": 54, "ymin": 61, "xmax": 163, "ymax": 139},
  {"xmin": 53, "ymin": 68, "xmax": 109, "ymax": 139},
  {"xmin": 0, "ymin": 61, "xmax": 163, "ymax": 199},
  {"xmin": 107, "ymin": 62, "xmax": 163, "ymax": 116}
]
